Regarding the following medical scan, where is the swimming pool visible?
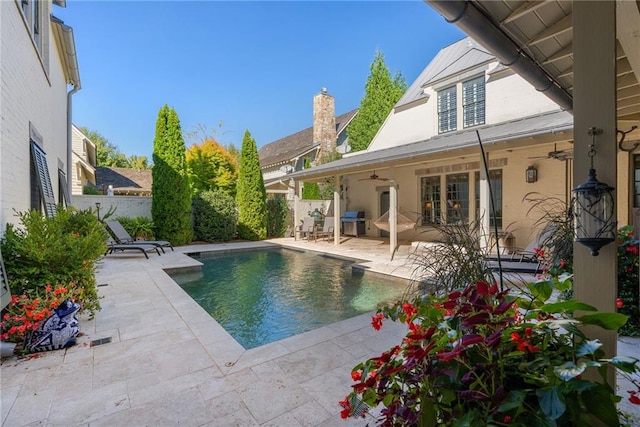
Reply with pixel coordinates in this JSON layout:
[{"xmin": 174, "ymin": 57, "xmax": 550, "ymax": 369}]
[{"xmin": 170, "ymin": 248, "xmax": 408, "ymax": 349}]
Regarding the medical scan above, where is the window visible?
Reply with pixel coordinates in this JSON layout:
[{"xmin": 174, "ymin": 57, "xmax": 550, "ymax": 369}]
[
  {"xmin": 474, "ymin": 170, "xmax": 503, "ymax": 227},
  {"xmin": 634, "ymin": 155, "xmax": 640, "ymax": 207},
  {"xmin": 437, "ymin": 86, "xmax": 457, "ymax": 134},
  {"xmin": 463, "ymin": 76, "xmax": 485, "ymax": 128},
  {"xmin": 20, "ymin": 0, "xmax": 44, "ymax": 56},
  {"xmin": 421, "ymin": 176, "xmax": 441, "ymax": 225},
  {"xmin": 446, "ymin": 173, "xmax": 469, "ymax": 224}
]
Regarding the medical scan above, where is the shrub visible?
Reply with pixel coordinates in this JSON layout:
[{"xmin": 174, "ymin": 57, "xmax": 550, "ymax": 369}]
[
  {"xmin": 192, "ymin": 190, "xmax": 237, "ymax": 242},
  {"xmin": 266, "ymin": 197, "xmax": 288, "ymax": 238},
  {"xmin": 1, "ymin": 208, "xmax": 107, "ymax": 314},
  {"xmin": 116, "ymin": 216, "xmax": 155, "ymax": 240},
  {"xmin": 617, "ymin": 226, "xmax": 640, "ymax": 337},
  {"xmin": 83, "ymin": 185, "xmax": 102, "ymax": 195}
]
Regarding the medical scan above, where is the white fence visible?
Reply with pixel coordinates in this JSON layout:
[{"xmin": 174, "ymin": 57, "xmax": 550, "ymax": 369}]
[{"xmin": 72, "ymin": 195, "xmax": 152, "ymax": 219}]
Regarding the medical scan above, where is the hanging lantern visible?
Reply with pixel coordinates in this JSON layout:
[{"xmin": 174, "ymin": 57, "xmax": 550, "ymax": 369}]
[{"xmin": 572, "ymin": 127, "xmax": 616, "ymax": 256}]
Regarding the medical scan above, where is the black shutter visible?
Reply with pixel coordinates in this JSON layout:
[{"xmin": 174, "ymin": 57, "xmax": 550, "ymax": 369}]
[
  {"xmin": 30, "ymin": 142, "xmax": 57, "ymax": 217},
  {"xmin": 58, "ymin": 169, "xmax": 71, "ymax": 207}
]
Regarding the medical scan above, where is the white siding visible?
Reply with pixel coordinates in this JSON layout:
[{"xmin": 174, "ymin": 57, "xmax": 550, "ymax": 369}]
[
  {"xmin": 0, "ymin": 1, "xmax": 70, "ymax": 233},
  {"xmin": 368, "ymin": 61, "xmax": 562, "ymax": 153}
]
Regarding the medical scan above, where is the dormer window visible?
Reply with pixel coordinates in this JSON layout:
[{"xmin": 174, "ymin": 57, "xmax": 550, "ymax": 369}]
[
  {"xmin": 463, "ymin": 76, "xmax": 485, "ymax": 128},
  {"xmin": 437, "ymin": 86, "xmax": 457, "ymax": 134}
]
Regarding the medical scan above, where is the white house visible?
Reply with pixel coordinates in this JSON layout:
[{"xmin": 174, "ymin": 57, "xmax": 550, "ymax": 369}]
[
  {"xmin": 71, "ymin": 125, "xmax": 97, "ymax": 195},
  {"xmin": 0, "ymin": 0, "xmax": 81, "ymax": 231},
  {"xmin": 288, "ymin": 37, "xmax": 579, "ymax": 254}
]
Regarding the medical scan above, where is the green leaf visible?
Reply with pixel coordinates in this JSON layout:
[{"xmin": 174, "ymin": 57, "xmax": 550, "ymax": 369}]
[
  {"xmin": 601, "ymin": 356, "xmax": 640, "ymax": 373},
  {"xmin": 536, "ymin": 386, "xmax": 566, "ymax": 420},
  {"xmin": 418, "ymin": 395, "xmax": 437, "ymax": 427},
  {"xmin": 540, "ymin": 300, "xmax": 597, "ymax": 314},
  {"xmin": 553, "ymin": 362, "xmax": 586, "ymax": 381},
  {"xmin": 451, "ymin": 410, "xmax": 478, "ymax": 427},
  {"xmin": 498, "ymin": 390, "xmax": 526, "ymax": 412},
  {"xmin": 576, "ymin": 313, "xmax": 628, "ymax": 330},
  {"xmin": 576, "ymin": 339, "xmax": 602, "ymax": 357},
  {"xmin": 582, "ymin": 384, "xmax": 620, "ymax": 426},
  {"xmin": 528, "ymin": 280, "xmax": 553, "ymax": 302}
]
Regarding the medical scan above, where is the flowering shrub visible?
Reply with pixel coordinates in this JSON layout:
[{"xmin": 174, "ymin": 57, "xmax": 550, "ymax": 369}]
[
  {"xmin": 617, "ymin": 226, "xmax": 640, "ymax": 337},
  {"xmin": 1, "ymin": 283, "xmax": 80, "ymax": 344},
  {"xmin": 341, "ymin": 277, "xmax": 640, "ymax": 426}
]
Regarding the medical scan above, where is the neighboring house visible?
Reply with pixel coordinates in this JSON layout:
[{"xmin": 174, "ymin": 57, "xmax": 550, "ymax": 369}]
[
  {"xmin": 259, "ymin": 88, "xmax": 357, "ymax": 197},
  {"xmin": 287, "ymin": 37, "xmax": 582, "ymax": 253},
  {"xmin": 71, "ymin": 124, "xmax": 97, "ymax": 195},
  {"xmin": 0, "ymin": 0, "xmax": 81, "ymax": 232},
  {"xmin": 96, "ymin": 167, "xmax": 152, "ymax": 196}
]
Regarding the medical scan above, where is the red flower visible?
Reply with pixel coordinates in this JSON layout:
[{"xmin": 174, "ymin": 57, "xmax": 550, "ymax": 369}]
[
  {"xmin": 339, "ymin": 399, "xmax": 352, "ymax": 419},
  {"xmin": 402, "ymin": 303, "xmax": 417, "ymax": 318},
  {"xmin": 616, "ymin": 298, "xmax": 623, "ymax": 309},
  {"xmin": 629, "ymin": 391, "xmax": 640, "ymax": 405},
  {"xmin": 371, "ymin": 313, "xmax": 385, "ymax": 331},
  {"xmin": 560, "ymin": 259, "xmax": 567, "ymax": 267},
  {"xmin": 503, "ymin": 415, "xmax": 512, "ymax": 423},
  {"xmin": 525, "ymin": 327, "xmax": 533, "ymax": 337},
  {"xmin": 351, "ymin": 370, "xmax": 362, "ymax": 381}
]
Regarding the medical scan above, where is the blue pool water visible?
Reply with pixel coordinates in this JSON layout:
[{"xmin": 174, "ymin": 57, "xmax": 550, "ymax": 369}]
[{"xmin": 170, "ymin": 248, "xmax": 408, "ymax": 349}]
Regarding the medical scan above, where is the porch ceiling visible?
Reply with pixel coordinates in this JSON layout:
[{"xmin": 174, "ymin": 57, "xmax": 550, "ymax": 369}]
[{"xmin": 425, "ymin": 0, "xmax": 640, "ymax": 126}]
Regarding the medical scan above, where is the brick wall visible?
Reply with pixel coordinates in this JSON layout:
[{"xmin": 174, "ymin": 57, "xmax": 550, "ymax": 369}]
[{"xmin": 0, "ymin": 1, "xmax": 70, "ymax": 234}]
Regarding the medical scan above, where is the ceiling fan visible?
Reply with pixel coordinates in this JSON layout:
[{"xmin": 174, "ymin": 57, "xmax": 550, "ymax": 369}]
[
  {"xmin": 528, "ymin": 143, "xmax": 573, "ymax": 161},
  {"xmin": 358, "ymin": 171, "xmax": 389, "ymax": 181}
]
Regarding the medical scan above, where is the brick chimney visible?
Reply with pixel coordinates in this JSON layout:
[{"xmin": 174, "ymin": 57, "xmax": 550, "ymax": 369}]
[{"xmin": 313, "ymin": 88, "xmax": 337, "ymax": 161}]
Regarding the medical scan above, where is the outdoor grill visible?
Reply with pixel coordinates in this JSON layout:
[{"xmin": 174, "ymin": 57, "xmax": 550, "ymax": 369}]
[{"xmin": 341, "ymin": 211, "xmax": 366, "ymax": 237}]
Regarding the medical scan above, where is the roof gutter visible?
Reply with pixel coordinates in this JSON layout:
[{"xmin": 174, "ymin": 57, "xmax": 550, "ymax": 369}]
[
  {"xmin": 52, "ymin": 16, "xmax": 81, "ymax": 200},
  {"xmin": 425, "ymin": 0, "xmax": 573, "ymax": 112}
]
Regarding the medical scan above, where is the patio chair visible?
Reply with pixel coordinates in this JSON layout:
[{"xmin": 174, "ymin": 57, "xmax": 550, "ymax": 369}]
[
  {"xmin": 105, "ymin": 238, "xmax": 161, "ymax": 259},
  {"xmin": 295, "ymin": 217, "xmax": 316, "ymax": 241},
  {"xmin": 314, "ymin": 217, "xmax": 335, "ymax": 242},
  {"xmin": 106, "ymin": 220, "xmax": 173, "ymax": 253}
]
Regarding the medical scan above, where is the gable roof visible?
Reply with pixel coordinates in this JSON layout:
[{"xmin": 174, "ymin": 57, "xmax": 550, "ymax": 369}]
[
  {"xmin": 259, "ymin": 109, "xmax": 358, "ymax": 168},
  {"xmin": 396, "ymin": 37, "xmax": 494, "ymax": 109},
  {"xmin": 96, "ymin": 167, "xmax": 152, "ymax": 195}
]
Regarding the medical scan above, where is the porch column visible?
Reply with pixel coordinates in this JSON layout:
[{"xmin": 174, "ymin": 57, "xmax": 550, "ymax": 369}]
[
  {"xmin": 573, "ymin": 1, "xmax": 617, "ymax": 387},
  {"xmin": 334, "ymin": 174, "xmax": 341, "ymax": 246},
  {"xmin": 479, "ymin": 153, "xmax": 491, "ymax": 251},
  {"xmin": 293, "ymin": 180, "xmax": 300, "ymax": 237},
  {"xmin": 390, "ymin": 181, "xmax": 398, "ymax": 258}
]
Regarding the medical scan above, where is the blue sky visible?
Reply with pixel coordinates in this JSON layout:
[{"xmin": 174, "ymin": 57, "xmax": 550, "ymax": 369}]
[{"xmin": 56, "ymin": 1, "xmax": 463, "ymax": 159}]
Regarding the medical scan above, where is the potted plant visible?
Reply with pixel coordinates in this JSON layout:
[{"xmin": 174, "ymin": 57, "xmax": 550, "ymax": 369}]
[{"xmin": 340, "ymin": 276, "xmax": 640, "ymax": 426}]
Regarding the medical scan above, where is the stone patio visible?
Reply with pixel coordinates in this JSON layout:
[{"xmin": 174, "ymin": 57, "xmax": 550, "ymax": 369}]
[{"xmin": 1, "ymin": 237, "xmax": 638, "ymax": 425}]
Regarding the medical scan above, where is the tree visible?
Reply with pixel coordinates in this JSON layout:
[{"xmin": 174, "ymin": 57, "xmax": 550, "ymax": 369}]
[
  {"xmin": 347, "ymin": 52, "xmax": 407, "ymax": 152},
  {"xmin": 186, "ymin": 138, "xmax": 238, "ymax": 197},
  {"xmin": 151, "ymin": 105, "xmax": 193, "ymax": 245},
  {"xmin": 301, "ymin": 159, "xmax": 321, "ymax": 199},
  {"xmin": 78, "ymin": 126, "xmax": 150, "ymax": 168},
  {"xmin": 235, "ymin": 130, "xmax": 267, "ymax": 240}
]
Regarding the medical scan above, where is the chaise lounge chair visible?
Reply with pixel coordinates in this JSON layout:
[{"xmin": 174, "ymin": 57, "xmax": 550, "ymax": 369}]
[
  {"xmin": 105, "ymin": 238, "xmax": 161, "ymax": 259},
  {"xmin": 106, "ymin": 220, "xmax": 173, "ymax": 253}
]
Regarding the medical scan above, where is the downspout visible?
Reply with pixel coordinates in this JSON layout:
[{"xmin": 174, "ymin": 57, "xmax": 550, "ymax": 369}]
[{"xmin": 425, "ymin": 0, "xmax": 573, "ymax": 112}]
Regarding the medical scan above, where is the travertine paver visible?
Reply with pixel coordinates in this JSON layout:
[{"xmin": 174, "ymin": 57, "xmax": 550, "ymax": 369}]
[{"xmin": 1, "ymin": 237, "xmax": 638, "ymax": 426}]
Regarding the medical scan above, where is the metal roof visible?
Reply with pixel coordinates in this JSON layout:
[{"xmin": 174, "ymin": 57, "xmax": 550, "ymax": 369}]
[
  {"xmin": 426, "ymin": 0, "xmax": 640, "ymax": 124},
  {"xmin": 287, "ymin": 109, "xmax": 573, "ymax": 181},
  {"xmin": 396, "ymin": 37, "xmax": 494, "ymax": 109}
]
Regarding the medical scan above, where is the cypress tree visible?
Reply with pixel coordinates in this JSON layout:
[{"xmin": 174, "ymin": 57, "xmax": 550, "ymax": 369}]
[
  {"xmin": 151, "ymin": 105, "xmax": 193, "ymax": 245},
  {"xmin": 347, "ymin": 52, "xmax": 407, "ymax": 152},
  {"xmin": 236, "ymin": 130, "xmax": 267, "ymax": 240}
]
